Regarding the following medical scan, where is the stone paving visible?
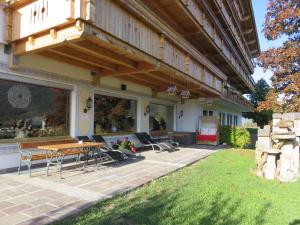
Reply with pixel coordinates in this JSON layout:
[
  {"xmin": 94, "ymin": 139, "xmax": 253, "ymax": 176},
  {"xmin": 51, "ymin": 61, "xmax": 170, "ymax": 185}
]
[{"xmin": 0, "ymin": 145, "xmax": 220, "ymax": 225}]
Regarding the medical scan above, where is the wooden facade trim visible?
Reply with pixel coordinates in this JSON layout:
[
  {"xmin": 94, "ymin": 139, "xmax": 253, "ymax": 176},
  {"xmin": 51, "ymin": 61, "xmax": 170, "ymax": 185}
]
[{"xmin": 118, "ymin": 0, "xmax": 227, "ymax": 81}]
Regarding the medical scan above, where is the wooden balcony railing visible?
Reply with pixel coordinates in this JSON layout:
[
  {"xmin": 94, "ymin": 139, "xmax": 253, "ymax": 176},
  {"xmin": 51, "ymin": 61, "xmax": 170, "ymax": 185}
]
[
  {"xmin": 181, "ymin": 0, "xmax": 255, "ymax": 90},
  {"xmin": 5, "ymin": 0, "xmax": 225, "ymax": 97},
  {"xmin": 223, "ymin": 89, "xmax": 254, "ymax": 111}
]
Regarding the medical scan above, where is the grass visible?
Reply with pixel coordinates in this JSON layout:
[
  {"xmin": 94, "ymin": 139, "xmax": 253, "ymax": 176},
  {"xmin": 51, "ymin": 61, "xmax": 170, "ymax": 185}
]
[{"xmin": 55, "ymin": 149, "xmax": 300, "ymax": 225}]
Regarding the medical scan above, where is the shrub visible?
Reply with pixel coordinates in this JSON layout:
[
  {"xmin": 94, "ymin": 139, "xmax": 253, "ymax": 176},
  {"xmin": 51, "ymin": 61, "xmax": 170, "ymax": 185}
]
[{"xmin": 219, "ymin": 126, "xmax": 250, "ymax": 149}]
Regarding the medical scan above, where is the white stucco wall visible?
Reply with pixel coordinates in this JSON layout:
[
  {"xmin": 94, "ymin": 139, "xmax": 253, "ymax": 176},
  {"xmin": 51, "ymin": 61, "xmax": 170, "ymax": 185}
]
[{"xmin": 176, "ymin": 99, "xmax": 203, "ymax": 132}]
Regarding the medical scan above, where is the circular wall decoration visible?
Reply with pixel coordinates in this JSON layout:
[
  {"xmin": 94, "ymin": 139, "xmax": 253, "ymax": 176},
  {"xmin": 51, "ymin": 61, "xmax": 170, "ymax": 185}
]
[{"xmin": 8, "ymin": 85, "xmax": 32, "ymax": 109}]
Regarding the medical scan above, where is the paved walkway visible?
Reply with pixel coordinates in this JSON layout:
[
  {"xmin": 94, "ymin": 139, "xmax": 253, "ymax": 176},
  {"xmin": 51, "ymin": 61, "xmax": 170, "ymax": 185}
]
[{"xmin": 0, "ymin": 145, "xmax": 220, "ymax": 225}]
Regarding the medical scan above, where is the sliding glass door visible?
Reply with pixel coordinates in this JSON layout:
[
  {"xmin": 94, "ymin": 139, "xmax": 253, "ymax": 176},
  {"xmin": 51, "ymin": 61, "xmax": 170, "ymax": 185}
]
[{"xmin": 149, "ymin": 103, "xmax": 174, "ymax": 131}]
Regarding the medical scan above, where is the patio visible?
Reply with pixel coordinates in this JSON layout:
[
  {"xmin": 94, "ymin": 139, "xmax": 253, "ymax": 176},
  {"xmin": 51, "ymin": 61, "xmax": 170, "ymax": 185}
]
[{"xmin": 0, "ymin": 145, "xmax": 220, "ymax": 225}]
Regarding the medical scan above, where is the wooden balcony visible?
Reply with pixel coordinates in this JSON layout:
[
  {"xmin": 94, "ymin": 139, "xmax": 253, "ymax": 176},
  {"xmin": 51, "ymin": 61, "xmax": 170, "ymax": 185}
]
[
  {"xmin": 4, "ymin": 0, "xmax": 228, "ymax": 98},
  {"xmin": 140, "ymin": 0, "xmax": 256, "ymax": 93},
  {"xmin": 222, "ymin": 88, "xmax": 254, "ymax": 111}
]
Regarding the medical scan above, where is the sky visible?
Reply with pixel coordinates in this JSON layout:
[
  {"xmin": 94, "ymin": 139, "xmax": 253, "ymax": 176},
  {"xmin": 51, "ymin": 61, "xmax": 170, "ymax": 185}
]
[{"xmin": 251, "ymin": 0, "xmax": 286, "ymax": 84}]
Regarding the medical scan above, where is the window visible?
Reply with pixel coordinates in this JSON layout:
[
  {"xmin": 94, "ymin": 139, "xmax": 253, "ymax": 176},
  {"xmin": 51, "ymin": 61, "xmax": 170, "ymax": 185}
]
[
  {"xmin": 203, "ymin": 110, "xmax": 213, "ymax": 117},
  {"xmin": 219, "ymin": 113, "xmax": 226, "ymax": 126},
  {"xmin": 94, "ymin": 94, "xmax": 137, "ymax": 134},
  {"xmin": 234, "ymin": 115, "xmax": 238, "ymax": 126},
  {"xmin": 149, "ymin": 103, "xmax": 174, "ymax": 131},
  {"xmin": 227, "ymin": 114, "xmax": 233, "ymax": 126},
  {"xmin": 0, "ymin": 79, "xmax": 70, "ymax": 140}
]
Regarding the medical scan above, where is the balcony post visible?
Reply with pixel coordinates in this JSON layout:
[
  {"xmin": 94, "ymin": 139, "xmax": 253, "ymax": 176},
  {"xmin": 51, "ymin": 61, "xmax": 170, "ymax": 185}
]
[
  {"xmin": 184, "ymin": 54, "xmax": 190, "ymax": 74},
  {"xmin": 159, "ymin": 34, "xmax": 165, "ymax": 60},
  {"xmin": 86, "ymin": 0, "xmax": 96, "ymax": 23},
  {"xmin": 4, "ymin": 8, "xmax": 12, "ymax": 42}
]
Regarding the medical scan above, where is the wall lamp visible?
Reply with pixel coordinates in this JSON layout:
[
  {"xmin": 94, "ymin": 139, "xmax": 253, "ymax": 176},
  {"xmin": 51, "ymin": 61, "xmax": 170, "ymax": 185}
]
[
  {"xmin": 84, "ymin": 96, "xmax": 93, "ymax": 113},
  {"xmin": 144, "ymin": 104, "xmax": 150, "ymax": 116}
]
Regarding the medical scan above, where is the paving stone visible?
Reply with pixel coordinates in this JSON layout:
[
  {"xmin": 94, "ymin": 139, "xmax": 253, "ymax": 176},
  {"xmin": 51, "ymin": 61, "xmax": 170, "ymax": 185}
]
[
  {"xmin": 47, "ymin": 205, "xmax": 80, "ymax": 220},
  {"xmin": 65, "ymin": 199, "xmax": 93, "ymax": 210},
  {"xmin": 2, "ymin": 203, "xmax": 32, "ymax": 215},
  {"xmin": 16, "ymin": 215, "xmax": 57, "ymax": 225},
  {"xmin": 29, "ymin": 189, "xmax": 58, "ymax": 198},
  {"xmin": 9, "ymin": 195, "xmax": 37, "ymax": 205},
  {"xmin": 0, "ymin": 213, "xmax": 31, "ymax": 225},
  {"xmin": 28, "ymin": 198, "xmax": 51, "ymax": 207},
  {"xmin": 19, "ymin": 184, "xmax": 40, "ymax": 193},
  {"xmin": 0, "ymin": 201, "xmax": 15, "ymax": 210},
  {"xmin": 22, "ymin": 204, "xmax": 58, "ymax": 217},
  {"xmin": 48, "ymin": 196, "xmax": 80, "ymax": 207}
]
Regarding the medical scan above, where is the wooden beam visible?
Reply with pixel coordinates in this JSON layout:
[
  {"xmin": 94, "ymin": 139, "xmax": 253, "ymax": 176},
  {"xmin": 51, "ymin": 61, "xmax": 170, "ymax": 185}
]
[
  {"xmin": 117, "ymin": 76, "xmax": 163, "ymax": 91},
  {"xmin": 92, "ymin": 73, "xmax": 101, "ymax": 87},
  {"xmin": 38, "ymin": 50, "xmax": 99, "ymax": 71},
  {"xmin": 66, "ymin": 41, "xmax": 138, "ymax": 69},
  {"xmin": 12, "ymin": 24, "xmax": 83, "ymax": 55},
  {"xmin": 98, "ymin": 62, "xmax": 160, "ymax": 77},
  {"xmin": 53, "ymin": 46, "xmax": 117, "ymax": 71},
  {"xmin": 50, "ymin": 29, "xmax": 57, "ymax": 39}
]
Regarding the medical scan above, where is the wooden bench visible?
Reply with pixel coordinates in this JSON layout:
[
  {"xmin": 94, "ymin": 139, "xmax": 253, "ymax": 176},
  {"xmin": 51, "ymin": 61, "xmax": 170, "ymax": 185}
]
[
  {"xmin": 150, "ymin": 131, "xmax": 170, "ymax": 141},
  {"xmin": 18, "ymin": 139, "xmax": 81, "ymax": 176}
]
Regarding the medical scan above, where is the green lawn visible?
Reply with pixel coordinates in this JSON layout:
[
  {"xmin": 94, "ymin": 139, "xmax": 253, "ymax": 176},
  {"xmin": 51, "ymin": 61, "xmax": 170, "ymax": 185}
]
[{"xmin": 55, "ymin": 149, "xmax": 300, "ymax": 225}]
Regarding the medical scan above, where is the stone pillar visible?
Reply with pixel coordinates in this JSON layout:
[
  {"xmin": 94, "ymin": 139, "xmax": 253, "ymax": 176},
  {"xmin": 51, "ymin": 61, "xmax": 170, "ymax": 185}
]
[
  {"xmin": 255, "ymin": 126, "xmax": 272, "ymax": 177},
  {"xmin": 278, "ymin": 142, "xmax": 299, "ymax": 182},
  {"xmin": 272, "ymin": 113, "xmax": 282, "ymax": 133},
  {"xmin": 264, "ymin": 153, "xmax": 277, "ymax": 180}
]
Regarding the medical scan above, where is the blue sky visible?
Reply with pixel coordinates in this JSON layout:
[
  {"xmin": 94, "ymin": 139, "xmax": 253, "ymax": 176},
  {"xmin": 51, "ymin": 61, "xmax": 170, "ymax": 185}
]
[{"xmin": 252, "ymin": 0, "xmax": 286, "ymax": 84}]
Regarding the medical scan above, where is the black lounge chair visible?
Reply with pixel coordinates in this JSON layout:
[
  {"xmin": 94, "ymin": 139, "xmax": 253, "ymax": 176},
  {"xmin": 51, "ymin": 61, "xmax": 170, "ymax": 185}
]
[
  {"xmin": 135, "ymin": 132, "xmax": 175, "ymax": 152},
  {"xmin": 91, "ymin": 135, "xmax": 128, "ymax": 161},
  {"xmin": 77, "ymin": 136, "xmax": 127, "ymax": 162}
]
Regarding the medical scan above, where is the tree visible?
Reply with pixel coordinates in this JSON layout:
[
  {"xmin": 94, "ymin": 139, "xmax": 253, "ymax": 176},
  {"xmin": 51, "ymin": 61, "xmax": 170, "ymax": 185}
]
[
  {"xmin": 257, "ymin": 0, "xmax": 300, "ymax": 112},
  {"xmin": 249, "ymin": 78, "xmax": 270, "ymax": 106},
  {"xmin": 245, "ymin": 78, "xmax": 272, "ymax": 127}
]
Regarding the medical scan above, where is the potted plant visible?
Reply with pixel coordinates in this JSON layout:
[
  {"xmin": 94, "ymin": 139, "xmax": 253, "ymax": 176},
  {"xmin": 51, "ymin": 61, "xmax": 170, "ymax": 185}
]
[{"xmin": 111, "ymin": 137, "xmax": 137, "ymax": 156}]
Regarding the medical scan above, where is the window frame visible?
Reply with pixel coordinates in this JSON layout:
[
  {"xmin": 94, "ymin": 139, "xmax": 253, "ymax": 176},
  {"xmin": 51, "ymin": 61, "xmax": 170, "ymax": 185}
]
[
  {"xmin": 149, "ymin": 102, "xmax": 175, "ymax": 132},
  {"xmin": 93, "ymin": 92, "xmax": 138, "ymax": 135},
  {"xmin": 0, "ymin": 77, "xmax": 73, "ymax": 143}
]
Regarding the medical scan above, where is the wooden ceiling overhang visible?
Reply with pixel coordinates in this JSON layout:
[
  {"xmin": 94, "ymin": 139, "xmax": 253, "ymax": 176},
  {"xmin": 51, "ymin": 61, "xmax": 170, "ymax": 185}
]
[
  {"xmin": 11, "ymin": 20, "xmax": 219, "ymax": 98},
  {"xmin": 139, "ymin": 0, "xmax": 256, "ymax": 93}
]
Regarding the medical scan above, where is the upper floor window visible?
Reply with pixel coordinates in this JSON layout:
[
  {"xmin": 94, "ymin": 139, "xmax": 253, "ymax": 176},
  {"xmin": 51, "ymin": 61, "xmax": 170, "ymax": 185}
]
[
  {"xmin": 203, "ymin": 110, "xmax": 213, "ymax": 117},
  {"xmin": 0, "ymin": 79, "xmax": 70, "ymax": 140},
  {"xmin": 94, "ymin": 94, "xmax": 137, "ymax": 134}
]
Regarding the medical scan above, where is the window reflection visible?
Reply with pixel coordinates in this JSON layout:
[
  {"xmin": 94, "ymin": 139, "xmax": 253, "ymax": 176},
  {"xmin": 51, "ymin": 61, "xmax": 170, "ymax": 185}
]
[
  {"xmin": 94, "ymin": 94, "xmax": 137, "ymax": 134},
  {"xmin": 149, "ymin": 103, "xmax": 174, "ymax": 131},
  {"xmin": 0, "ymin": 79, "xmax": 70, "ymax": 139}
]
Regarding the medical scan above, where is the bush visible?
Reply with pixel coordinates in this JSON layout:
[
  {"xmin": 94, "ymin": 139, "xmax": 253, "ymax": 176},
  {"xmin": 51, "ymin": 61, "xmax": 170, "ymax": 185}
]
[{"xmin": 219, "ymin": 126, "xmax": 250, "ymax": 149}]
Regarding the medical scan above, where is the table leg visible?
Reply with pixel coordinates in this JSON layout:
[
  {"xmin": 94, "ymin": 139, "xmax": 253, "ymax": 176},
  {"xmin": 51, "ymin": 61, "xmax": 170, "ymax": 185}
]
[{"xmin": 45, "ymin": 150, "xmax": 64, "ymax": 179}]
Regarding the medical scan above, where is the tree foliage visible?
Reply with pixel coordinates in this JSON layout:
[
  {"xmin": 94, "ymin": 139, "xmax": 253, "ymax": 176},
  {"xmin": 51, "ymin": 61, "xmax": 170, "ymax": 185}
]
[
  {"xmin": 245, "ymin": 78, "xmax": 272, "ymax": 127},
  {"xmin": 257, "ymin": 0, "xmax": 300, "ymax": 112}
]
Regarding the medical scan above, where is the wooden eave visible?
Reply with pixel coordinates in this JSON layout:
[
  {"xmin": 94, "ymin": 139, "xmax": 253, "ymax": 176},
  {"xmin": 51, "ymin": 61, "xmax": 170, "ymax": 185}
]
[
  {"xmin": 240, "ymin": 0, "xmax": 261, "ymax": 57},
  {"xmin": 10, "ymin": 20, "xmax": 220, "ymax": 99},
  {"xmin": 139, "ymin": 0, "xmax": 255, "ymax": 93}
]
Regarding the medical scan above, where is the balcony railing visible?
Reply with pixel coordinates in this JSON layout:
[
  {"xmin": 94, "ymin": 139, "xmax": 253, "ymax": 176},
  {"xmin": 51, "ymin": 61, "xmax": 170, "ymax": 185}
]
[
  {"xmin": 181, "ymin": 0, "xmax": 255, "ymax": 91},
  {"xmin": 223, "ymin": 88, "xmax": 254, "ymax": 111},
  {"xmin": 5, "ymin": 0, "xmax": 225, "ymax": 97}
]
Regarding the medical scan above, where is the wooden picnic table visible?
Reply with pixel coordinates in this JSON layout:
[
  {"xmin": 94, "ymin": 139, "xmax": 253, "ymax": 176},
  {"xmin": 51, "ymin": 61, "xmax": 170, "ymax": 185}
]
[
  {"xmin": 38, "ymin": 142, "xmax": 104, "ymax": 178},
  {"xmin": 38, "ymin": 142, "xmax": 103, "ymax": 151}
]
